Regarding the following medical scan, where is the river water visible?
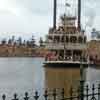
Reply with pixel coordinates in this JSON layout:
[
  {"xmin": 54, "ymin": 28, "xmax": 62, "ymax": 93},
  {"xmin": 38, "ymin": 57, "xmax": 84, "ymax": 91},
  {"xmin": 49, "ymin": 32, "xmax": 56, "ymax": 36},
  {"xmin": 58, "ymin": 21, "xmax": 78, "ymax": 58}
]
[
  {"xmin": 0, "ymin": 58, "xmax": 45, "ymax": 96},
  {"xmin": 0, "ymin": 57, "xmax": 99, "ymax": 96},
  {"xmin": 86, "ymin": 67, "xmax": 100, "ymax": 84}
]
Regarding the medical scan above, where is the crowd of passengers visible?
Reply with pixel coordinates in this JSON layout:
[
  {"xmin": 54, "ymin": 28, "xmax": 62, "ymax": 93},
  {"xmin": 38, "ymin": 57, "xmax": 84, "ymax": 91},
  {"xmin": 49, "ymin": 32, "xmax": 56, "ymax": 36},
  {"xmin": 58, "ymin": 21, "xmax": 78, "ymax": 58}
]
[
  {"xmin": 45, "ymin": 52, "xmax": 87, "ymax": 62},
  {"xmin": 45, "ymin": 52, "xmax": 100, "ymax": 65},
  {"xmin": 89, "ymin": 55, "xmax": 100, "ymax": 64}
]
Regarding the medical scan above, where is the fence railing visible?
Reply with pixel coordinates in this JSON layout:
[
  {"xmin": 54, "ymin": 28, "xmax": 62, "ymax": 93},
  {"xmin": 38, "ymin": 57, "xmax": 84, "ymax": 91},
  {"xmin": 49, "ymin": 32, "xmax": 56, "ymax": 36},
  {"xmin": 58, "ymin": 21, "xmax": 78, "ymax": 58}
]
[{"xmin": 1, "ymin": 83, "xmax": 100, "ymax": 100}]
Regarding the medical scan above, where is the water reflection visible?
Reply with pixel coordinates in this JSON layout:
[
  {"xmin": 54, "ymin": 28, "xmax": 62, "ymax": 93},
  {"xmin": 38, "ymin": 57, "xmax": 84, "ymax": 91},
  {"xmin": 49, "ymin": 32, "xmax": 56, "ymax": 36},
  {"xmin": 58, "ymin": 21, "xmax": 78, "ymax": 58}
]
[{"xmin": 44, "ymin": 66, "xmax": 81, "ymax": 95}]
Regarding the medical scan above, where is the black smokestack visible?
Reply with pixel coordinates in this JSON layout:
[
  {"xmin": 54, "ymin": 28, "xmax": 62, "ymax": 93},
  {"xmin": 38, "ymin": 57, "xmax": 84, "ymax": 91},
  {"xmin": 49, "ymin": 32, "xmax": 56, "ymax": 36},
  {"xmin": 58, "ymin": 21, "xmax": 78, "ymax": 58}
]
[
  {"xmin": 78, "ymin": 0, "xmax": 81, "ymax": 31},
  {"xmin": 53, "ymin": 0, "xmax": 57, "ymax": 29}
]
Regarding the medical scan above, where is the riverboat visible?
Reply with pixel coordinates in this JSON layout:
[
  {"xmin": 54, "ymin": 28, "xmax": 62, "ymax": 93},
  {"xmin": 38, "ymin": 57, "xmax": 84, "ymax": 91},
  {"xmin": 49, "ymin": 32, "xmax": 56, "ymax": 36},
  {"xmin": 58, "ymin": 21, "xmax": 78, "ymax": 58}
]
[{"xmin": 44, "ymin": 0, "xmax": 89, "ymax": 67}]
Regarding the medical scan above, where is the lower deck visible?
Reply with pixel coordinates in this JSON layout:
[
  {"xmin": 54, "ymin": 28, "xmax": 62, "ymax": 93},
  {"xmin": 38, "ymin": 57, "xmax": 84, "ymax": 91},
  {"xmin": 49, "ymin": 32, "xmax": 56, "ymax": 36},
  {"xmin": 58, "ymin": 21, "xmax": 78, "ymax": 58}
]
[
  {"xmin": 44, "ymin": 60, "xmax": 89, "ymax": 68},
  {"xmin": 45, "ymin": 49, "xmax": 87, "ymax": 62}
]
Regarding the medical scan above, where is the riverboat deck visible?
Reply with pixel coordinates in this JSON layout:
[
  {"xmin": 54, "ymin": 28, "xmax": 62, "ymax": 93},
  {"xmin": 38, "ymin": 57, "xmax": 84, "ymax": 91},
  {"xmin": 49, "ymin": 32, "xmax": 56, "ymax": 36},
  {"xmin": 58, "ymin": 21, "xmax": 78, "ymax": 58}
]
[
  {"xmin": 44, "ymin": 60, "xmax": 90, "ymax": 67},
  {"xmin": 44, "ymin": 60, "xmax": 100, "ymax": 68},
  {"xmin": 44, "ymin": 60, "xmax": 89, "ymax": 64}
]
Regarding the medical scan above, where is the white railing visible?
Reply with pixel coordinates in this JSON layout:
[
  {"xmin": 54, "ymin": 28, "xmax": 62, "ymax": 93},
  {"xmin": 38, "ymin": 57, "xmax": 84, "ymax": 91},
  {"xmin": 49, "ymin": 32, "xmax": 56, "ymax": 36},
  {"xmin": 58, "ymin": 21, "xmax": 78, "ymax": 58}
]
[
  {"xmin": 44, "ymin": 59, "xmax": 89, "ymax": 65},
  {"xmin": 46, "ymin": 43, "xmax": 86, "ymax": 50}
]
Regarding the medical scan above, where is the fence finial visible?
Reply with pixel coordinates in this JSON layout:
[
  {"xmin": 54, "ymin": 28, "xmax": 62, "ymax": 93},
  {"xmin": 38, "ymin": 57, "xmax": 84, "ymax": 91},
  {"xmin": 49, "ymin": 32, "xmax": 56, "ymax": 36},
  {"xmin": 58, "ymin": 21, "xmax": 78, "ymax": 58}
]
[
  {"xmin": 12, "ymin": 93, "xmax": 18, "ymax": 100},
  {"xmin": 2, "ymin": 94, "xmax": 6, "ymax": 100},
  {"xmin": 24, "ymin": 92, "xmax": 29, "ymax": 100},
  {"xmin": 44, "ymin": 90, "xmax": 48, "ymax": 100},
  {"xmin": 34, "ymin": 91, "xmax": 39, "ymax": 100}
]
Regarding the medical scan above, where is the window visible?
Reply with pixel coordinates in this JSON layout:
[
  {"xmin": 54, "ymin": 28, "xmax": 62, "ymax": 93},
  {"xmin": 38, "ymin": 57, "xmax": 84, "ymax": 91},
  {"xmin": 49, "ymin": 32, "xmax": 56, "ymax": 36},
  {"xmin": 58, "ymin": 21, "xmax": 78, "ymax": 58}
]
[
  {"xmin": 78, "ymin": 36, "xmax": 83, "ymax": 43},
  {"xmin": 70, "ymin": 36, "xmax": 77, "ymax": 43}
]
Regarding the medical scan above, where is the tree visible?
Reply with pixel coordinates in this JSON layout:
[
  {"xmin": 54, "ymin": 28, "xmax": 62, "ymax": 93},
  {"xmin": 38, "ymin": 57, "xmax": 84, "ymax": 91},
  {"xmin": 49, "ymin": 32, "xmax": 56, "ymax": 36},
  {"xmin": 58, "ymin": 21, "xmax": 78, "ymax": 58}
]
[
  {"xmin": 26, "ymin": 40, "xmax": 31, "ymax": 47},
  {"xmin": 8, "ymin": 38, "xmax": 12, "ymax": 45},
  {"xmin": 23, "ymin": 40, "xmax": 26, "ymax": 46},
  {"xmin": 1, "ymin": 39, "xmax": 7, "ymax": 45},
  {"xmin": 30, "ymin": 35, "xmax": 36, "ymax": 48},
  {"xmin": 39, "ymin": 37, "xmax": 44, "ymax": 47},
  {"xmin": 17, "ymin": 37, "xmax": 22, "ymax": 46},
  {"xmin": 11, "ymin": 35, "xmax": 15, "ymax": 43}
]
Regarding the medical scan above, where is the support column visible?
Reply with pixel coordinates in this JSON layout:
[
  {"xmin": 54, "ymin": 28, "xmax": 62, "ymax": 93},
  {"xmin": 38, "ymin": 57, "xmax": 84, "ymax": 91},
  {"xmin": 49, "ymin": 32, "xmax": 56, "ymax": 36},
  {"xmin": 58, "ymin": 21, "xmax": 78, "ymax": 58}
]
[
  {"xmin": 64, "ymin": 34, "xmax": 66, "ymax": 60},
  {"xmin": 53, "ymin": 36, "xmax": 54, "ymax": 43},
  {"xmin": 71, "ymin": 50, "xmax": 73, "ymax": 61}
]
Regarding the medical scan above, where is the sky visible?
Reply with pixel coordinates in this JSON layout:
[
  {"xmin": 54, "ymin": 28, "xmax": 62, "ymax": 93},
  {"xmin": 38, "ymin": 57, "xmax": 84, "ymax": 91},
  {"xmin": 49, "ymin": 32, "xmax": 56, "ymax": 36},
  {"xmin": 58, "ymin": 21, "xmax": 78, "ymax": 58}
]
[{"xmin": 0, "ymin": 0, "xmax": 99, "ymax": 41}]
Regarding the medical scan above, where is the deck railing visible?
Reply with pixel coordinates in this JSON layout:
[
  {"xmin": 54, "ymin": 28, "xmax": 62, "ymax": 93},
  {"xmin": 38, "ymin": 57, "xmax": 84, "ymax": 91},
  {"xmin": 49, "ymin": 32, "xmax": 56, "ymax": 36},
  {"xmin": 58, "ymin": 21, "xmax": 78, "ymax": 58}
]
[
  {"xmin": 46, "ymin": 43, "xmax": 86, "ymax": 50},
  {"xmin": 45, "ymin": 55, "xmax": 88, "ymax": 63}
]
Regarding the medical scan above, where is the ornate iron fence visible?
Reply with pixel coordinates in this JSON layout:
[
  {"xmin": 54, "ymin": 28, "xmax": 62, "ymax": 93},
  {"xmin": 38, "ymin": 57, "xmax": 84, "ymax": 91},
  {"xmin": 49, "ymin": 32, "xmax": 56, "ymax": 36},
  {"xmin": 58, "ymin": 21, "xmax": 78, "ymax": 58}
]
[{"xmin": 1, "ymin": 83, "xmax": 100, "ymax": 100}]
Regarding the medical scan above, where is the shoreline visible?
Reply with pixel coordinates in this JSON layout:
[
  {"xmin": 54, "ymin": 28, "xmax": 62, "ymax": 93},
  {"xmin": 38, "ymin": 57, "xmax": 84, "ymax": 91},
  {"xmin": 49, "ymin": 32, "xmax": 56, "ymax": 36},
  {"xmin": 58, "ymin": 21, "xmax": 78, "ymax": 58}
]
[
  {"xmin": 0, "ymin": 56, "xmax": 45, "ymax": 57},
  {"xmin": 0, "ymin": 45, "xmax": 47, "ymax": 57},
  {"xmin": 0, "ymin": 55, "xmax": 45, "ymax": 57}
]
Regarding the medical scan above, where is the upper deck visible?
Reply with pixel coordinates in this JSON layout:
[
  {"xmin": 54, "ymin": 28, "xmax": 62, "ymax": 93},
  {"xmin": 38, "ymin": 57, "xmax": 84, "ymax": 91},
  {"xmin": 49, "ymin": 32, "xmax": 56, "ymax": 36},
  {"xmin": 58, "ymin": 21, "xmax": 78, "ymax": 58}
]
[
  {"xmin": 45, "ymin": 14, "xmax": 88, "ymax": 63},
  {"xmin": 46, "ymin": 14, "xmax": 87, "ymax": 50}
]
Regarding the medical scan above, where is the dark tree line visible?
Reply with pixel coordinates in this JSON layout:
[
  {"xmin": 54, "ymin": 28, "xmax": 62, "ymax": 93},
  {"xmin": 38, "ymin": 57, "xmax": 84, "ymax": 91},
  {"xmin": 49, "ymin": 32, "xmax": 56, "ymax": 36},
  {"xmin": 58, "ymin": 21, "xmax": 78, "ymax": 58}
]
[{"xmin": 0, "ymin": 35, "xmax": 45, "ymax": 48}]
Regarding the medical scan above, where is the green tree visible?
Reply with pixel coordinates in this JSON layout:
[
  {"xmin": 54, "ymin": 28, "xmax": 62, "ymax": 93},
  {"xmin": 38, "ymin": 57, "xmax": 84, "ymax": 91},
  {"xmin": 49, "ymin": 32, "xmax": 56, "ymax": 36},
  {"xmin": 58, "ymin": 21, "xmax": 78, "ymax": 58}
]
[
  {"xmin": 23, "ymin": 40, "xmax": 26, "ymax": 46},
  {"xmin": 17, "ymin": 37, "xmax": 22, "ymax": 46},
  {"xmin": 11, "ymin": 35, "xmax": 15, "ymax": 43},
  {"xmin": 30, "ymin": 35, "xmax": 36, "ymax": 47},
  {"xmin": 8, "ymin": 38, "xmax": 12, "ymax": 45},
  {"xmin": 1, "ymin": 39, "xmax": 7, "ymax": 45},
  {"xmin": 39, "ymin": 37, "xmax": 44, "ymax": 47}
]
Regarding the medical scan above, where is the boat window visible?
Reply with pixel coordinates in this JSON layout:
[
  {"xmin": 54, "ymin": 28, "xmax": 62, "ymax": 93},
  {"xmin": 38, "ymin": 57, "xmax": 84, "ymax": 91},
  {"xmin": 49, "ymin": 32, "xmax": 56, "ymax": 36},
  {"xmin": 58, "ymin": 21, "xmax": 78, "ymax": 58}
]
[
  {"xmin": 48, "ymin": 36, "xmax": 52, "ymax": 40},
  {"xmin": 61, "ymin": 37, "xmax": 64, "ymax": 43},
  {"xmin": 84, "ymin": 36, "xmax": 87, "ymax": 43},
  {"xmin": 78, "ymin": 36, "xmax": 83, "ymax": 43},
  {"xmin": 66, "ymin": 36, "xmax": 69, "ymax": 43},
  {"xmin": 54, "ymin": 36, "xmax": 60, "ymax": 43},
  {"xmin": 70, "ymin": 36, "xmax": 77, "ymax": 43}
]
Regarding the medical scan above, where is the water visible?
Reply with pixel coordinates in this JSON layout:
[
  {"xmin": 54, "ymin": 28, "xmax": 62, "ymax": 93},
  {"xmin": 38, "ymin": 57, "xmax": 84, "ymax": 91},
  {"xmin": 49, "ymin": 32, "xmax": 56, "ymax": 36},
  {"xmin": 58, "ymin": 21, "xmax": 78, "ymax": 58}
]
[
  {"xmin": 86, "ymin": 66, "xmax": 100, "ymax": 84},
  {"xmin": 0, "ymin": 57, "xmax": 100, "ymax": 97},
  {"xmin": 0, "ymin": 57, "xmax": 45, "ymax": 96}
]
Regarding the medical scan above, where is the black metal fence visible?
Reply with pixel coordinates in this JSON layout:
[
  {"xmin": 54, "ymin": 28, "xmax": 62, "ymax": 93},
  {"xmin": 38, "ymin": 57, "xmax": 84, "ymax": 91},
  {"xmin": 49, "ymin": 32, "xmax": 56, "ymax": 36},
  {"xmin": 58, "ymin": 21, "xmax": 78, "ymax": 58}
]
[{"xmin": 1, "ymin": 83, "xmax": 100, "ymax": 100}]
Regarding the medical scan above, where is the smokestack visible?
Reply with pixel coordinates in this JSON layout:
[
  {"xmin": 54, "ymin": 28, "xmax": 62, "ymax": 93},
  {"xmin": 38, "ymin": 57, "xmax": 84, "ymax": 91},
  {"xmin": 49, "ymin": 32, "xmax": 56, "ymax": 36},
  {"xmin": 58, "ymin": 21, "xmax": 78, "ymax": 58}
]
[
  {"xmin": 78, "ymin": 0, "xmax": 81, "ymax": 31},
  {"xmin": 53, "ymin": 0, "xmax": 57, "ymax": 29}
]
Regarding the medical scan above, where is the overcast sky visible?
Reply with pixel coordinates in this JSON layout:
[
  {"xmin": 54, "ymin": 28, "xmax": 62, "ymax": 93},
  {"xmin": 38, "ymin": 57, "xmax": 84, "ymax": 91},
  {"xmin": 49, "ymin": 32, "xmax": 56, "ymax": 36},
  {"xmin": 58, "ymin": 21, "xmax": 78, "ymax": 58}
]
[{"xmin": 0, "ymin": 0, "xmax": 99, "ymax": 41}]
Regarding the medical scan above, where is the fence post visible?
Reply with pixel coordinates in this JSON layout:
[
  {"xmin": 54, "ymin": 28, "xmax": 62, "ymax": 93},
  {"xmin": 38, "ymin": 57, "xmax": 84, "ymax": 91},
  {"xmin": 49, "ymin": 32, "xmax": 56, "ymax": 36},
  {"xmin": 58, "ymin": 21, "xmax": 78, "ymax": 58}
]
[
  {"xmin": 80, "ymin": 57, "xmax": 84, "ymax": 100},
  {"xmin": 44, "ymin": 90, "xmax": 48, "ymax": 100},
  {"xmin": 92, "ymin": 84, "xmax": 95, "ymax": 98},
  {"xmin": 86, "ymin": 85, "xmax": 89, "ymax": 100},
  {"xmin": 2, "ymin": 94, "xmax": 6, "ymax": 100},
  {"xmin": 53, "ymin": 89, "xmax": 56, "ymax": 100},
  {"xmin": 77, "ymin": 86, "xmax": 80, "ymax": 100},
  {"xmin": 34, "ymin": 91, "xmax": 39, "ymax": 100},
  {"xmin": 61, "ymin": 88, "xmax": 64, "ymax": 100},
  {"xmin": 98, "ymin": 84, "xmax": 100, "ymax": 100},
  {"xmin": 70, "ymin": 86, "xmax": 73, "ymax": 100},
  {"xmin": 24, "ymin": 92, "xmax": 29, "ymax": 100},
  {"xmin": 80, "ymin": 80, "xmax": 84, "ymax": 100},
  {"xmin": 91, "ymin": 84, "xmax": 96, "ymax": 100},
  {"xmin": 12, "ymin": 93, "xmax": 19, "ymax": 100}
]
